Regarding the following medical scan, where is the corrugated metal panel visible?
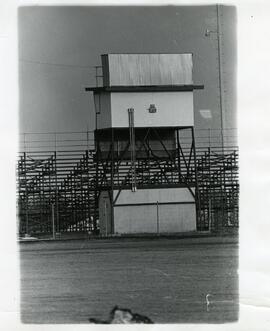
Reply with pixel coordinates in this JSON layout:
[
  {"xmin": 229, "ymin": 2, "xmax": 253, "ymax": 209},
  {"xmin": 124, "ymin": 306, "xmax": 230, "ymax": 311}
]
[{"xmin": 102, "ymin": 54, "xmax": 193, "ymax": 86}]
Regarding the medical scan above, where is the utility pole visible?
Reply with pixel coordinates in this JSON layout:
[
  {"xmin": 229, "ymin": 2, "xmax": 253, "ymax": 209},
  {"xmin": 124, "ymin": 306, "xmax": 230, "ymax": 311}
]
[
  {"xmin": 216, "ymin": 4, "xmax": 225, "ymax": 150},
  {"xmin": 205, "ymin": 5, "xmax": 225, "ymax": 150}
]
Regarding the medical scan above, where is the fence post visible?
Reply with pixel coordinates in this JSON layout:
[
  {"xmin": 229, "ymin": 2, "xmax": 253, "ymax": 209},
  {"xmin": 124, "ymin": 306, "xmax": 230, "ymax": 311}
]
[
  {"xmin": 52, "ymin": 203, "xmax": 55, "ymax": 239},
  {"xmin": 156, "ymin": 201, "xmax": 159, "ymax": 235}
]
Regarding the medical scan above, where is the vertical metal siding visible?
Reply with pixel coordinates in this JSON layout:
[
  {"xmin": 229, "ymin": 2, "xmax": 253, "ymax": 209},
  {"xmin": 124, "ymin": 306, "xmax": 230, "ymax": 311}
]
[{"xmin": 103, "ymin": 54, "xmax": 193, "ymax": 86}]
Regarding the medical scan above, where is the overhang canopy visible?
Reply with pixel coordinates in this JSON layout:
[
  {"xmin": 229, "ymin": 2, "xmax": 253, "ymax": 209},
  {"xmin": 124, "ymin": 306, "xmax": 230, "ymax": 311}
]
[{"xmin": 85, "ymin": 85, "xmax": 204, "ymax": 93}]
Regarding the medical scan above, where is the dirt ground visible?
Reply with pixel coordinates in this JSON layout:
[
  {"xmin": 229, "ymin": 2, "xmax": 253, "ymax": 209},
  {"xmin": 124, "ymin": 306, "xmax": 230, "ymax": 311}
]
[{"xmin": 19, "ymin": 236, "xmax": 238, "ymax": 324}]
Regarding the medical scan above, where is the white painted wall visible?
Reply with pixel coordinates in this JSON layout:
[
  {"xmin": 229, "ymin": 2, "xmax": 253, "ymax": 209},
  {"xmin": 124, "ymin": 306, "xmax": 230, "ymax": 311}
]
[
  {"xmin": 96, "ymin": 91, "xmax": 194, "ymax": 129},
  {"xmin": 113, "ymin": 187, "xmax": 196, "ymax": 234},
  {"xmin": 114, "ymin": 205, "xmax": 157, "ymax": 234},
  {"xmin": 113, "ymin": 204, "xmax": 196, "ymax": 234},
  {"xmin": 158, "ymin": 204, "xmax": 196, "ymax": 233}
]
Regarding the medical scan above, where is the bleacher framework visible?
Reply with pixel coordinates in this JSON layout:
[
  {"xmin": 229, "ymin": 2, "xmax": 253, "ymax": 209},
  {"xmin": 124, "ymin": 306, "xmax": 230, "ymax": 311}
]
[{"xmin": 17, "ymin": 130, "xmax": 239, "ymax": 235}]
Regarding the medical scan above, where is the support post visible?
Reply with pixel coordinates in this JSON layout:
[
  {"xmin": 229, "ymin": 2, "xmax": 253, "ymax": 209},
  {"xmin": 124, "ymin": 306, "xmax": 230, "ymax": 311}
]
[
  {"xmin": 104, "ymin": 199, "xmax": 107, "ymax": 237},
  {"xmin": 94, "ymin": 130, "xmax": 101, "ymax": 234},
  {"xmin": 156, "ymin": 201, "xmax": 160, "ymax": 235},
  {"xmin": 110, "ymin": 128, "xmax": 115, "ymax": 234},
  {"xmin": 176, "ymin": 129, "xmax": 181, "ymax": 184},
  {"xmin": 52, "ymin": 203, "xmax": 56, "ymax": 239},
  {"xmin": 209, "ymin": 198, "xmax": 212, "ymax": 232},
  {"xmin": 208, "ymin": 145, "xmax": 211, "ymax": 231},
  {"xmin": 208, "ymin": 128, "xmax": 211, "ymax": 151},
  {"xmin": 128, "ymin": 108, "xmax": 136, "ymax": 192},
  {"xmin": 24, "ymin": 152, "xmax": 29, "ymax": 235},
  {"xmin": 191, "ymin": 127, "xmax": 201, "ymax": 230},
  {"xmin": 54, "ymin": 151, "xmax": 59, "ymax": 233}
]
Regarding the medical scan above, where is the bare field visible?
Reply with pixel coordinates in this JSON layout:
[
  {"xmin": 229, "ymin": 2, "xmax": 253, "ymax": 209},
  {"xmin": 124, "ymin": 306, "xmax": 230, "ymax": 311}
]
[{"xmin": 19, "ymin": 236, "xmax": 238, "ymax": 324}]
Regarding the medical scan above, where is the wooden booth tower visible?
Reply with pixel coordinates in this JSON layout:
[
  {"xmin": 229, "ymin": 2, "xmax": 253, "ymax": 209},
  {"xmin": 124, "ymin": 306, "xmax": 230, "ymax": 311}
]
[{"xmin": 86, "ymin": 54, "xmax": 204, "ymax": 235}]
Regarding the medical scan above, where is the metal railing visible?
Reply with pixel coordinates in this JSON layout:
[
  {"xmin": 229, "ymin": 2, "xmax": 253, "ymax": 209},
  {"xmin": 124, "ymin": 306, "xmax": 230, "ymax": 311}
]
[
  {"xmin": 17, "ymin": 128, "xmax": 239, "ymax": 235},
  {"xmin": 18, "ymin": 128, "xmax": 237, "ymax": 152}
]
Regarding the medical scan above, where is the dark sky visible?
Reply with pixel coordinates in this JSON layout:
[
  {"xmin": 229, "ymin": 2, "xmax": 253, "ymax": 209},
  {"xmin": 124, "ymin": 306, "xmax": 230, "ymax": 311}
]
[{"xmin": 18, "ymin": 5, "xmax": 236, "ymax": 134}]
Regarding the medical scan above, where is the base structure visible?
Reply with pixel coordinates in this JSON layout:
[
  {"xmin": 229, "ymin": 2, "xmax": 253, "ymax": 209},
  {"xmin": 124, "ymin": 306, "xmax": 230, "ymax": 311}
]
[
  {"xmin": 99, "ymin": 187, "xmax": 196, "ymax": 235},
  {"xmin": 17, "ymin": 133, "xmax": 238, "ymax": 236}
]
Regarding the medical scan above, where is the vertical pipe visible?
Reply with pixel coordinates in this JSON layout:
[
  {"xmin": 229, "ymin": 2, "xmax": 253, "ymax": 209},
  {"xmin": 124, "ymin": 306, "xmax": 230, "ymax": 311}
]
[
  {"xmin": 54, "ymin": 132, "xmax": 57, "ymax": 151},
  {"xmin": 24, "ymin": 133, "xmax": 26, "ymax": 152},
  {"xmin": 208, "ymin": 128, "xmax": 212, "ymax": 151}
]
